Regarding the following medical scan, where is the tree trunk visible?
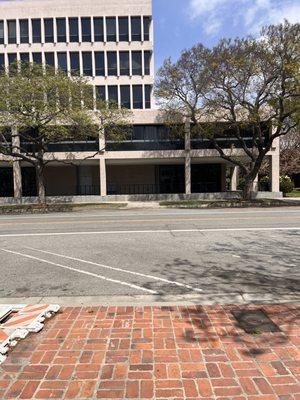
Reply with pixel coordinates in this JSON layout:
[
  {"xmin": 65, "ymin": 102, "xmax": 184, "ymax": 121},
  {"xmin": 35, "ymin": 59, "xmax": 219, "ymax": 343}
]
[
  {"xmin": 243, "ymin": 177, "xmax": 254, "ymax": 200},
  {"xmin": 36, "ymin": 163, "xmax": 46, "ymax": 204}
]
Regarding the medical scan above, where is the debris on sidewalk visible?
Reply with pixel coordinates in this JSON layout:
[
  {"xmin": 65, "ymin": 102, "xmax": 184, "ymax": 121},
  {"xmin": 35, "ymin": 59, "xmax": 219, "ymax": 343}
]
[{"xmin": 0, "ymin": 304, "xmax": 60, "ymax": 364}]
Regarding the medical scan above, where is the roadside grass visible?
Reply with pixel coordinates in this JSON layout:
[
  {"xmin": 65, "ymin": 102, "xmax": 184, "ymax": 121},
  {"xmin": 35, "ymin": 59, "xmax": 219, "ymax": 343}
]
[
  {"xmin": 286, "ymin": 190, "xmax": 300, "ymax": 198},
  {"xmin": 0, "ymin": 202, "xmax": 127, "ymax": 215},
  {"xmin": 159, "ymin": 199, "xmax": 297, "ymax": 208}
]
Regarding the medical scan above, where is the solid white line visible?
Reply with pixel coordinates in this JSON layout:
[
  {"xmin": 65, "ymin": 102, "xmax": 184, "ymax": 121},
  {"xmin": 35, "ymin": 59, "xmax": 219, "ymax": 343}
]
[
  {"xmin": 25, "ymin": 247, "xmax": 202, "ymax": 293},
  {"xmin": 0, "ymin": 249, "xmax": 157, "ymax": 295},
  {"xmin": 0, "ymin": 227, "xmax": 299, "ymax": 238}
]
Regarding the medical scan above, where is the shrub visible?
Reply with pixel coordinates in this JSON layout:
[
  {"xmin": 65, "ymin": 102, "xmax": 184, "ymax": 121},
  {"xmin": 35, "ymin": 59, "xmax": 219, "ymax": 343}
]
[{"xmin": 280, "ymin": 175, "xmax": 295, "ymax": 196}]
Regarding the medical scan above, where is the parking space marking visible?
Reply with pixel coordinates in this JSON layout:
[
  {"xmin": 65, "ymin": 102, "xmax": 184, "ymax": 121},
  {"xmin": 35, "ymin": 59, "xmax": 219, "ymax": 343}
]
[
  {"xmin": 25, "ymin": 247, "xmax": 202, "ymax": 293},
  {"xmin": 0, "ymin": 226, "xmax": 299, "ymax": 238},
  {"xmin": 0, "ymin": 248, "xmax": 157, "ymax": 295}
]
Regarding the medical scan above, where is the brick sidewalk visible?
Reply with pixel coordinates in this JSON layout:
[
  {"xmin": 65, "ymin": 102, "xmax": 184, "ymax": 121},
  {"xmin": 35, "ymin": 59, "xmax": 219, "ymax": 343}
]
[{"xmin": 0, "ymin": 304, "xmax": 299, "ymax": 399}]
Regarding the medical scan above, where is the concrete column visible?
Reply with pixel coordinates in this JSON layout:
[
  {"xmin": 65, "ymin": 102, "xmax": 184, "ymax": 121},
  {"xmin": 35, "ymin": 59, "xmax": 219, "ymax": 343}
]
[
  {"xmin": 184, "ymin": 120, "xmax": 191, "ymax": 195},
  {"xmin": 11, "ymin": 127, "xmax": 22, "ymax": 200},
  {"xmin": 253, "ymin": 175, "xmax": 259, "ymax": 192},
  {"xmin": 230, "ymin": 166, "xmax": 239, "ymax": 191},
  {"xmin": 270, "ymin": 154, "xmax": 280, "ymax": 192},
  {"xmin": 99, "ymin": 157, "xmax": 107, "ymax": 196}
]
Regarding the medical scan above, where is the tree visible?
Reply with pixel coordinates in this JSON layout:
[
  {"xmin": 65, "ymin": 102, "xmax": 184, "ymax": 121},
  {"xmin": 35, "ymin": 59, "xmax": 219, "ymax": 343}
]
[
  {"xmin": 0, "ymin": 62, "xmax": 131, "ymax": 203},
  {"xmin": 280, "ymin": 129, "xmax": 300, "ymax": 176},
  {"xmin": 155, "ymin": 21, "xmax": 300, "ymax": 199}
]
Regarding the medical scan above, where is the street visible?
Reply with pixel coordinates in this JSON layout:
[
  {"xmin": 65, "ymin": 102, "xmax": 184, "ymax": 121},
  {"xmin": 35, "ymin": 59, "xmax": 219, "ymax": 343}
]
[{"xmin": 0, "ymin": 207, "xmax": 299, "ymax": 304}]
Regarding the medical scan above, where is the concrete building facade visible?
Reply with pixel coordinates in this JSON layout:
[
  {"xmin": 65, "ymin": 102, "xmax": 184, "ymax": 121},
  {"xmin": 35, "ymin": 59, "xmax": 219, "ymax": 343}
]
[{"xmin": 0, "ymin": 0, "xmax": 281, "ymax": 201}]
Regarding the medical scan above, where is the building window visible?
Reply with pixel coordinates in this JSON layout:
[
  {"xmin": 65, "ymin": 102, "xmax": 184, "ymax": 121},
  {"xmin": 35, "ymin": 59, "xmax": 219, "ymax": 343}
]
[
  {"xmin": 106, "ymin": 17, "xmax": 116, "ymax": 42},
  {"xmin": 145, "ymin": 85, "xmax": 152, "ymax": 109},
  {"xmin": 32, "ymin": 52, "xmax": 42, "ymax": 64},
  {"xmin": 0, "ymin": 21, "xmax": 4, "ymax": 45},
  {"xmin": 19, "ymin": 20, "xmax": 29, "ymax": 44},
  {"xmin": 144, "ymin": 51, "xmax": 151, "ymax": 75},
  {"xmin": 7, "ymin": 20, "xmax": 17, "ymax": 44},
  {"xmin": 68, "ymin": 18, "xmax": 79, "ymax": 42},
  {"xmin": 56, "ymin": 18, "xmax": 66, "ymax": 42},
  {"xmin": 94, "ymin": 17, "xmax": 104, "ymax": 42},
  {"xmin": 108, "ymin": 86, "xmax": 118, "ymax": 105},
  {"xmin": 132, "ymin": 51, "xmax": 142, "ymax": 75},
  {"xmin": 133, "ymin": 85, "xmax": 143, "ymax": 109},
  {"xmin": 118, "ymin": 17, "xmax": 129, "ymax": 42},
  {"xmin": 0, "ymin": 54, "xmax": 5, "ymax": 72},
  {"xmin": 8, "ymin": 53, "xmax": 17, "ymax": 65},
  {"xmin": 119, "ymin": 51, "xmax": 129, "ymax": 76},
  {"xmin": 120, "ymin": 85, "xmax": 131, "ymax": 109},
  {"xmin": 131, "ymin": 17, "xmax": 141, "ymax": 41},
  {"xmin": 143, "ymin": 17, "xmax": 151, "ymax": 41},
  {"xmin": 81, "ymin": 17, "xmax": 91, "ymax": 42},
  {"xmin": 45, "ymin": 52, "xmax": 55, "ymax": 67},
  {"xmin": 44, "ymin": 18, "xmax": 54, "ymax": 43},
  {"xmin": 57, "ymin": 52, "xmax": 67, "ymax": 72},
  {"xmin": 82, "ymin": 52, "xmax": 93, "ymax": 76},
  {"xmin": 96, "ymin": 85, "xmax": 106, "ymax": 101},
  {"xmin": 107, "ymin": 51, "xmax": 117, "ymax": 76},
  {"xmin": 95, "ymin": 52, "xmax": 105, "ymax": 76},
  {"xmin": 32, "ymin": 19, "xmax": 41, "ymax": 43},
  {"xmin": 70, "ymin": 52, "xmax": 80, "ymax": 75},
  {"xmin": 20, "ymin": 53, "xmax": 29, "ymax": 63}
]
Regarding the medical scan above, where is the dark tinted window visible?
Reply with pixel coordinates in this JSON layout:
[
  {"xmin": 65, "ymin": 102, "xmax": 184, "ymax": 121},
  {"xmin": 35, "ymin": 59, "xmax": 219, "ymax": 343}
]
[
  {"xmin": 108, "ymin": 86, "xmax": 118, "ymax": 104},
  {"xmin": 56, "ymin": 18, "xmax": 66, "ymax": 42},
  {"xmin": 94, "ymin": 17, "xmax": 104, "ymax": 42},
  {"xmin": 106, "ymin": 17, "xmax": 116, "ymax": 42},
  {"xmin": 57, "ymin": 52, "xmax": 67, "ymax": 71},
  {"xmin": 107, "ymin": 51, "xmax": 117, "ymax": 76},
  {"xmin": 145, "ymin": 85, "xmax": 152, "ymax": 109},
  {"xmin": 119, "ymin": 51, "xmax": 129, "ymax": 75},
  {"xmin": 133, "ymin": 85, "xmax": 143, "ymax": 109},
  {"xmin": 44, "ymin": 18, "xmax": 54, "ymax": 43},
  {"xmin": 69, "ymin": 18, "xmax": 79, "ymax": 42},
  {"xmin": 81, "ymin": 17, "xmax": 91, "ymax": 42},
  {"xmin": 143, "ymin": 17, "xmax": 151, "ymax": 41},
  {"xmin": 8, "ymin": 53, "xmax": 17, "ymax": 65},
  {"xmin": 32, "ymin": 19, "xmax": 41, "ymax": 43},
  {"xmin": 20, "ymin": 53, "xmax": 29, "ymax": 63},
  {"xmin": 32, "ymin": 52, "xmax": 42, "ymax": 64},
  {"xmin": 0, "ymin": 54, "xmax": 5, "ymax": 71},
  {"xmin": 96, "ymin": 85, "xmax": 106, "ymax": 101},
  {"xmin": 120, "ymin": 85, "xmax": 131, "ymax": 109},
  {"xmin": 95, "ymin": 52, "xmax": 105, "ymax": 76},
  {"xmin": 82, "ymin": 52, "xmax": 92, "ymax": 76},
  {"xmin": 131, "ymin": 17, "xmax": 141, "ymax": 41},
  {"xmin": 0, "ymin": 21, "xmax": 4, "ymax": 45},
  {"xmin": 118, "ymin": 17, "xmax": 129, "ymax": 41},
  {"xmin": 132, "ymin": 51, "xmax": 142, "ymax": 75},
  {"xmin": 45, "ymin": 52, "xmax": 55, "ymax": 66},
  {"xmin": 144, "ymin": 51, "xmax": 151, "ymax": 75},
  {"xmin": 70, "ymin": 52, "xmax": 80, "ymax": 74},
  {"xmin": 7, "ymin": 20, "xmax": 17, "ymax": 44},
  {"xmin": 19, "ymin": 20, "xmax": 29, "ymax": 43}
]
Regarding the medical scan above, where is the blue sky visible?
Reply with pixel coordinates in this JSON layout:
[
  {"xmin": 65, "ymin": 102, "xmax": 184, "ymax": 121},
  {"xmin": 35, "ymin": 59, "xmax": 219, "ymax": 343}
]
[{"xmin": 153, "ymin": 0, "xmax": 300, "ymax": 70}]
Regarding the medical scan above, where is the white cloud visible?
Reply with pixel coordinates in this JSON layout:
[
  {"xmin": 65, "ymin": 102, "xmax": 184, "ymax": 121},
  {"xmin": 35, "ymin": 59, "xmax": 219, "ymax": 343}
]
[{"xmin": 189, "ymin": 0, "xmax": 300, "ymax": 36}]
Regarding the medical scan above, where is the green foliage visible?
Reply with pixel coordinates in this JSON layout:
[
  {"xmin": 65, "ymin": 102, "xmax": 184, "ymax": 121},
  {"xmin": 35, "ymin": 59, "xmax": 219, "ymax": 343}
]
[{"xmin": 280, "ymin": 175, "xmax": 295, "ymax": 195}]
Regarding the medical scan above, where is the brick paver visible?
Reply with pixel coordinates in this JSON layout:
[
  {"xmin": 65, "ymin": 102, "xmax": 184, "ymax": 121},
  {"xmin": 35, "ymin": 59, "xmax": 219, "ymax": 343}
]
[{"xmin": 0, "ymin": 304, "xmax": 299, "ymax": 399}]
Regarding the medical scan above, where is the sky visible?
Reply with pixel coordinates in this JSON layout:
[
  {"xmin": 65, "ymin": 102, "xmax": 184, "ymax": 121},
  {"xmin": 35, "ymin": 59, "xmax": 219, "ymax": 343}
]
[{"xmin": 153, "ymin": 0, "xmax": 300, "ymax": 70}]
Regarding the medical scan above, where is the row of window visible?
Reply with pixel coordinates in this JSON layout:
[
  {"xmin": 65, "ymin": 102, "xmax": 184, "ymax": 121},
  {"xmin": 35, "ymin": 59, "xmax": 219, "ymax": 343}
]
[
  {"xmin": 0, "ymin": 50, "xmax": 152, "ymax": 77},
  {"xmin": 95, "ymin": 85, "xmax": 152, "ymax": 109},
  {"xmin": 0, "ymin": 16, "xmax": 151, "ymax": 45}
]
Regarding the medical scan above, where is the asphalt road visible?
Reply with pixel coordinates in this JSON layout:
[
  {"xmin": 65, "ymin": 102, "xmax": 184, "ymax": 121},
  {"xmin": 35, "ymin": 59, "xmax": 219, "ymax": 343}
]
[{"xmin": 0, "ymin": 207, "xmax": 299, "ymax": 304}]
